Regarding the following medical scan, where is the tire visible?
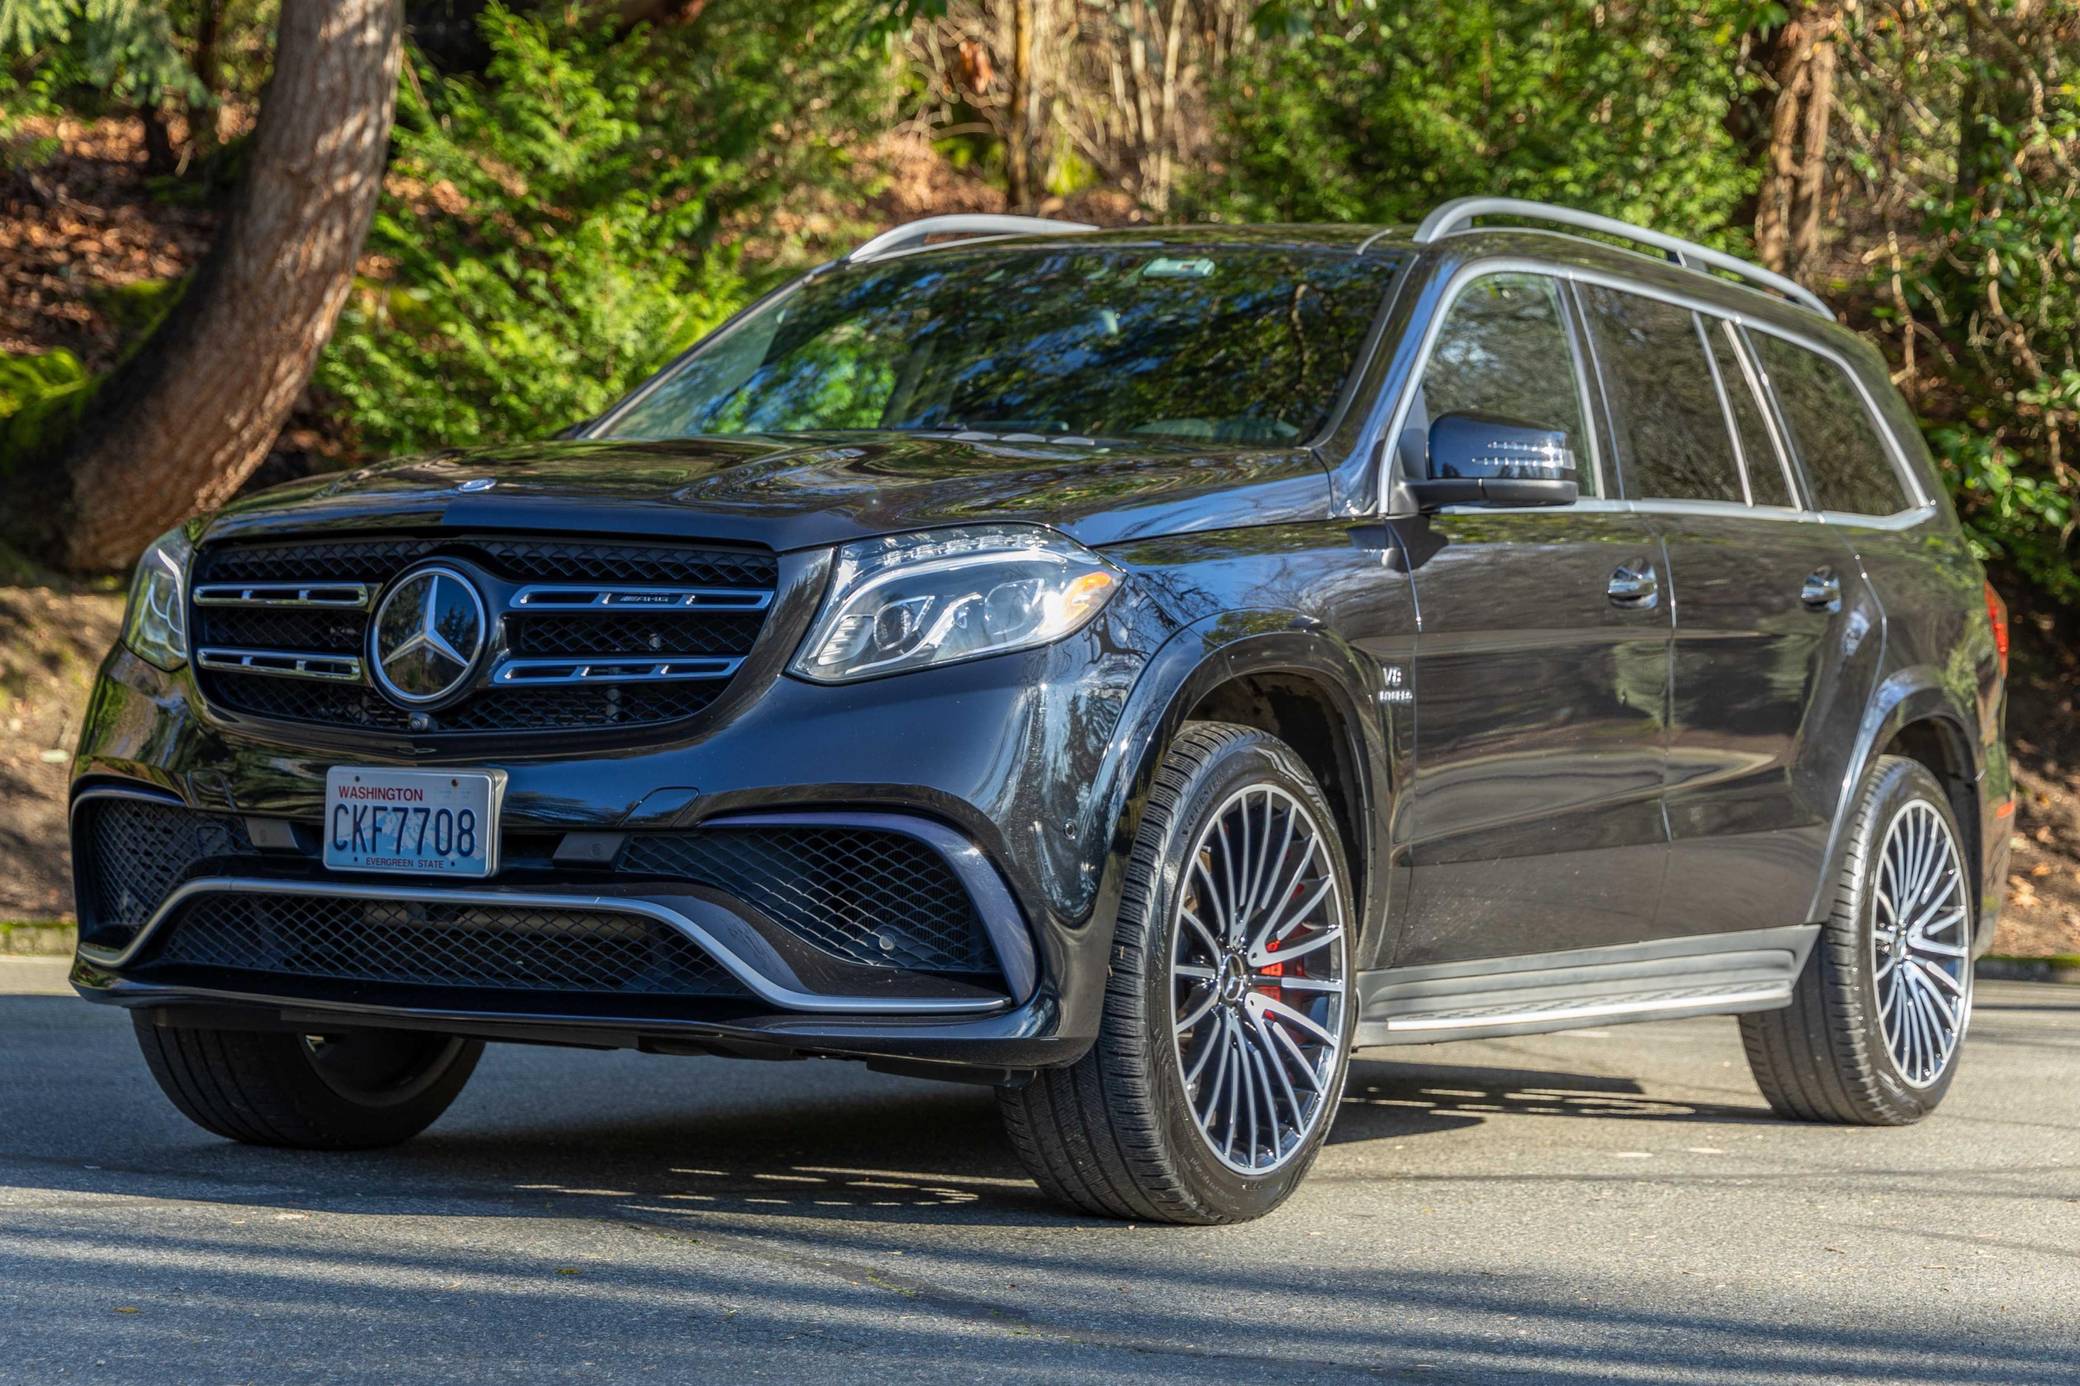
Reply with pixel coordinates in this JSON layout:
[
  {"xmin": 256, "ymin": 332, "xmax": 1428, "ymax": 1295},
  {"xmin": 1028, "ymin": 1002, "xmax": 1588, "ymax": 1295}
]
[
  {"xmin": 1740, "ymin": 755, "xmax": 1975, "ymax": 1125},
  {"xmin": 999, "ymin": 721, "xmax": 1357, "ymax": 1224},
  {"xmin": 133, "ymin": 1015, "xmax": 483, "ymax": 1149}
]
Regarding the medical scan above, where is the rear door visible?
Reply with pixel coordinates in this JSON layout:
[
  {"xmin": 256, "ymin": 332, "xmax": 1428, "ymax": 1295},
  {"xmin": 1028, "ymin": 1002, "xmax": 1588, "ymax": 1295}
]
[
  {"xmin": 1578, "ymin": 284, "xmax": 1871, "ymax": 938},
  {"xmin": 1392, "ymin": 272, "xmax": 1672, "ymax": 968}
]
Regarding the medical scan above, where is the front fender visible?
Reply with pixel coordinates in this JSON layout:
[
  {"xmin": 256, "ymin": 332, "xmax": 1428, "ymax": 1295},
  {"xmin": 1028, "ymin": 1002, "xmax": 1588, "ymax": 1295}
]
[{"xmin": 1071, "ymin": 610, "xmax": 1393, "ymax": 988}]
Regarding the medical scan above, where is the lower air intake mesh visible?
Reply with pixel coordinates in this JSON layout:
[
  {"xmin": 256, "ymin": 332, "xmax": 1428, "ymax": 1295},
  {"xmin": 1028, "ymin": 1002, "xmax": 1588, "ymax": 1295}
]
[
  {"xmin": 618, "ymin": 827, "xmax": 995, "ymax": 975},
  {"xmin": 149, "ymin": 893, "xmax": 748, "ymax": 999},
  {"xmin": 79, "ymin": 797, "xmax": 253, "ymax": 947}
]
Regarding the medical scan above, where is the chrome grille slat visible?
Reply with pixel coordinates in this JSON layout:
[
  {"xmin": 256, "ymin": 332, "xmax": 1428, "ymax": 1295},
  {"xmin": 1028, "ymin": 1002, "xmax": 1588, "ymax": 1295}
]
[
  {"xmin": 491, "ymin": 655, "xmax": 744, "ymax": 685},
  {"xmin": 195, "ymin": 647, "xmax": 365, "ymax": 683},
  {"xmin": 189, "ymin": 535, "xmax": 775, "ymax": 734},
  {"xmin": 509, "ymin": 584, "xmax": 773, "ymax": 612},
  {"xmin": 192, "ymin": 582, "xmax": 373, "ymax": 610}
]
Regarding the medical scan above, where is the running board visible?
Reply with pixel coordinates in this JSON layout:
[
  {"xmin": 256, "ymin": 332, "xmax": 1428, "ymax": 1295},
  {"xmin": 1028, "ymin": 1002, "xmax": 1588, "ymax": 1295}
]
[{"xmin": 1354, "ymin": 925, "xmax": 1818, "ymax": 1046}]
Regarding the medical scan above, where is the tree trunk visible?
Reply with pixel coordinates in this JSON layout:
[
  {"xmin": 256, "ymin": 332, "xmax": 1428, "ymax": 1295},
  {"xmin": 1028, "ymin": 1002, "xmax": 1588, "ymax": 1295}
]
[
  {"xmin": 26, "ymin": 0, "xmax": 402, "ymax": 574},
  {"xmin": 1750, "ymin": 2, "xmax": 1845, "ymax": 279},
  {"xmin": 140, "ymin": 105, "xmax": 179, "ymax": 175},
  {"xmin": 187, "ymin": 0, "xmax": 222, "ymax": 152},
  {"xmin": 1005, "ymin": 0, "xmax": 1037, "ymax": 211}
]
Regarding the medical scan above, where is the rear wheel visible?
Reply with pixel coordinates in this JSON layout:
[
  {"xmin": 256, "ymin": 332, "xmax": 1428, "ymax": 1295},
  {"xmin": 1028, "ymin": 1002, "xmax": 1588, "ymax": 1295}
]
[
  {"xmin": 134, "ymin": 1016, "xmax": 482, "ymax": 1148},
  {"xmin": 999, "ymin": 722, "xmax": 1355, "ymax": 1223},
  {"xmin": 1741, "ymin": 756, "xmax": 1974, "ymax": 1124}
]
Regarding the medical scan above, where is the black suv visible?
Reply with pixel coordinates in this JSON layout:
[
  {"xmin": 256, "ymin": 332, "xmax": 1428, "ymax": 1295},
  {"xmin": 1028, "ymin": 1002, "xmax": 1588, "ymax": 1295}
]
[{"xmin": 72, "ymin": 200, "xmax": 2012, "ymax": 1224}]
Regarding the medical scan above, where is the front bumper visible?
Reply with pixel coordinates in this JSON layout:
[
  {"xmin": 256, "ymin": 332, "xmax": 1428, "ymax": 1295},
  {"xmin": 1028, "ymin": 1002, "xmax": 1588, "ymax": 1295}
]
[{"xmin": 71, "ymin": 579, "xmax": 1181, "ymax": 1070}]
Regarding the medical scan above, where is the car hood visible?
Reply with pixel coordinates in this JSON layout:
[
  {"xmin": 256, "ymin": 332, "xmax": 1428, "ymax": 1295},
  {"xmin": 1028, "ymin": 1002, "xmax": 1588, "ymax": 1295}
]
[{"xmin": 204, "ymin": 433, "xmax": 1334, "ymax": 551}]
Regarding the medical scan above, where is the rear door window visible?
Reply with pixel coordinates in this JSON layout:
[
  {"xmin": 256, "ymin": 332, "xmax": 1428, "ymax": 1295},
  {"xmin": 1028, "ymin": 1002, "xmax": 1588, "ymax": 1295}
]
[
  {"xmin": 1580, "ymin": 286, "xmax": 1743, "ymax": 504},
  {"xmin": 1748, "ymin": 332, "xmax": 1916, "ymax": 517},
  {"xmin": 1408, "ymin": 273, "xmax": 1598, "ymax": 497}
]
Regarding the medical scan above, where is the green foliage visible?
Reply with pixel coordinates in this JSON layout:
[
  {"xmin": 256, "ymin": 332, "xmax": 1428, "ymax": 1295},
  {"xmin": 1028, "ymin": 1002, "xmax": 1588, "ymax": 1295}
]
[
  {"xmin": 1195, "ymin": 0, "xmax": 1764, "ymax": 244},
  {"xmin": 0, "ymin": 347, "xmax": 94, "ymax": 472},
  {"xmin": 316, "ymin": 2, "xmax": 898, "ymax": 457},
  {"xmin": 0, "ymin": 0, "xmax": 203, "ymax": 108},
  {"xmin": 1893, "ymin": 17, "xmax": 2079, "ymax": 602}
]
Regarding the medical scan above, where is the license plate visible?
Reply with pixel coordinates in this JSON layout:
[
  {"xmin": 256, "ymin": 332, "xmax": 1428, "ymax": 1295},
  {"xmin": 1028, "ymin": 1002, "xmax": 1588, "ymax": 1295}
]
[{"xmin": 323, "ymin": 767, "xmax": 505, "ymax": 878}]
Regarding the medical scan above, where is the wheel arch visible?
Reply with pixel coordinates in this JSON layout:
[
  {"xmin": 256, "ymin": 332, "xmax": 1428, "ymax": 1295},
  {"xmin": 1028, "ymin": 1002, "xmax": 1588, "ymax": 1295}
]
[
  {"xmin": 1807, "ymin": 669, "xmax": 1984, "ymax": 927},
  {"xmin": 1100, "ymin": 613, "xmax": 1389, "ymax": 958}
]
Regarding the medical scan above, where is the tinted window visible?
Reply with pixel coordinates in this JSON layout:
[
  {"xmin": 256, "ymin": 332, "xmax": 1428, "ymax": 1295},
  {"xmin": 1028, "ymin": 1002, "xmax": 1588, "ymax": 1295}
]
[
  {"xmin": 1706, "ymin": 323, "xmax": 1793, "ymax": 507},
  {"xmin": 1750, "ymin": 333, "xmax": 1914, "ymax": 516},
  {"xmin": 605, "ymin": 247, "xmax": 1396, "ymax": 445},
  {"xmin": 1581, "ymin": 286, "xmax": 1744, "ymax": 503},
  {"xmin": 1410, "ymin": 273, "xmax": 1595, "ymax": 496}
]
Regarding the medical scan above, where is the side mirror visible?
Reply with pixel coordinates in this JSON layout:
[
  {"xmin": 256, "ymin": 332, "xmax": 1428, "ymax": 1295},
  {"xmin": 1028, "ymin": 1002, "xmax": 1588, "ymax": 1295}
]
[{"xmin": 1406, "ymin": 412, "xmax": 1580, "ymax": 511}]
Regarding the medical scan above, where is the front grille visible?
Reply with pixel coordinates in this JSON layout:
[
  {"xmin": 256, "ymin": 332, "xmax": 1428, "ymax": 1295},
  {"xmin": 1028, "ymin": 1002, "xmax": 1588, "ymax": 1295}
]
[
  {"xmin": 190, "ymin": 534, "xmax": 778, "ymax": 736},
  {"xmin": 147, "ymin": 893, "xmax": 749, "ymax": 999},
  {"xmin": 621, "ymin": 828, "xmax": 995, "ymax": 975},
  {"xmin": 77, "ymin": 797, "xmax": 254, "ymax": 946}
]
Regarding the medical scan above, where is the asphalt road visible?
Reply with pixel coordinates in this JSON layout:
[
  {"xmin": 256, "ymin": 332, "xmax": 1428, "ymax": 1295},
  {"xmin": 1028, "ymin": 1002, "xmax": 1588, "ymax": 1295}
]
[{"xmin": 2, "ymin": 957, "xmax": 2076, "ymax": 1385}]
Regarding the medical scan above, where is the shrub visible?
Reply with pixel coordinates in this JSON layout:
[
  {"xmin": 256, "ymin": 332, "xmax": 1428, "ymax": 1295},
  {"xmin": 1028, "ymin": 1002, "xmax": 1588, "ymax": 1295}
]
[
  {"xmin": 316, "ymin": 1, "xmax": 899, "ymax": 459},
  {"xmin": 1195, "ymin": 1, "xmax": 1760, "ymax": 244}
]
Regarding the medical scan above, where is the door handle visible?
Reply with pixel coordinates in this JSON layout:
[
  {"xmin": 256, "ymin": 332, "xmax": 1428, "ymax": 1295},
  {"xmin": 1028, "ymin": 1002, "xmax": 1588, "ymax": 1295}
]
[
  {"xmin": 1801, "ymin": 568, "xmax": 1843, "ymax": 611},
  {"xmin": 1608, "ymin": 562, "xmax": 1659, "ymax": 609}
]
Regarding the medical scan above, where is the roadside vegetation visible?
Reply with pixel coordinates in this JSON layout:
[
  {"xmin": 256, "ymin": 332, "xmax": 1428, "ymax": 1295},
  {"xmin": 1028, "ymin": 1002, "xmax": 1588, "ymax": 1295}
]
[{"xmin": 1, "ymin": 0, "xmax": 2075, "ymax": 951}]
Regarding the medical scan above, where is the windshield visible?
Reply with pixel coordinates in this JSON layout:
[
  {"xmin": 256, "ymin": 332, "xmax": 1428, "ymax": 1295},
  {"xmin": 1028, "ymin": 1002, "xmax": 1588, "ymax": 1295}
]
[{"xmin": 600, "ymin": 245, "xmax": 1397, "ymax": 446}]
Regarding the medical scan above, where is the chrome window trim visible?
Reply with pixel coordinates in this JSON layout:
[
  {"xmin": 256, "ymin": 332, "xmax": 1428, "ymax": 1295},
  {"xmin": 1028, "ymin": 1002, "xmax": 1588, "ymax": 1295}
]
[
  {"xmin": 1377, "ymin": 254, "xmax": 1932, "ymax": 525},
  {"xmin": 1692, "ymin": 310, "xmax": 1754, "ymax": 505},
  {"xmin": 1433, "ymin": 497, "xmax": 1827, "ymax": 524},
  {"xmin": 1716, "ymin": 318, "xmax": 1807, "ymax": 508},
  {"xmin": 1817, "ymin": 503, "xmax": 1940, "ymax": 533}
]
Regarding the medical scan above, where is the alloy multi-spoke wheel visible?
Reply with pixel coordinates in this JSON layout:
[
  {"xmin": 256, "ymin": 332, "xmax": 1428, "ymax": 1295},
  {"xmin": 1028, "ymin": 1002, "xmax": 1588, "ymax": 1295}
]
[
  {"xmin": 1742, "ymin": 755, "xmax": 1975, "ymax": 1125},
  {"xmin": 1871, "ymin": 799, "xmax": 1972, "ymax": 1087},
  {"xmin": 1170, "ymin": 785, "xmax": 1347, "ymax": 1175},
  {"xmin": 999, "ymin": 722, "xmax": 1357, "ymax": 1223}
]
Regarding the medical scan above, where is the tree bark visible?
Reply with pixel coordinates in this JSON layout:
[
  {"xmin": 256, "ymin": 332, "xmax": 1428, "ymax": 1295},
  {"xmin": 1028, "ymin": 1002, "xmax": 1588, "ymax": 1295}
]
[
  {"xmin": 1005, "ymin": 0, "xmax": 1037, "ymax": 211},
  {"xmin": 24, "ymin": 0, "xmax": 401, "ymax": 573},
  {"xmin": 187, "ymin": 0, "xmax": 222, "ymax": 152},
  {"xmin": 1750, "ymin": 2, "xmax": 1846, "ymax": 279}
]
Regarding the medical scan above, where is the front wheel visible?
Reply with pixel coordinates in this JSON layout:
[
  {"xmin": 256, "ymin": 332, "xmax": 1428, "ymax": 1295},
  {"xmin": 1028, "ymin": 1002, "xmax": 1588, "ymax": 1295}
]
[
  {"xmin": 134, "ymin": 1016, "xmax": 483, "ymax": 1149},
  {"xmin": 999, "ymin": 722, "xmax": 1356, "ymax": 1223},
  {"xmin": 1741, "ymin": 756, "xmax": 1975, "ymax": 1124}
]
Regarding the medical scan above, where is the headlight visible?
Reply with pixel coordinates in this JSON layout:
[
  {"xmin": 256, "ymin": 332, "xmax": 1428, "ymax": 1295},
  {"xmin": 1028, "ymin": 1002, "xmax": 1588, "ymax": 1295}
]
[
  {"xmin": 121, "ymin": 525, "xmax": 192, "ymax": 671},
  {"xmin": 791, "ymin": 525, "xmax": 1122, "ymax": 683}
]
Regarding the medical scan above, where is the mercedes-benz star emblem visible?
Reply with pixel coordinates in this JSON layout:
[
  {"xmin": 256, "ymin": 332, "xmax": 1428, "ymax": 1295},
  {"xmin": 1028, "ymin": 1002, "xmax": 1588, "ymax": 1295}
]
[{"xmin": 370, "ymin": 565, "xmax": 487, "ymax": 706}]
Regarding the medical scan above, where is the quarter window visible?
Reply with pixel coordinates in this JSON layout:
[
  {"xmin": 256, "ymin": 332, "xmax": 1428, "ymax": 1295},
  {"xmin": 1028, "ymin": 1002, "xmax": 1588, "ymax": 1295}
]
[
  {"xmin": 1749, "ymin": 333, "xmax": 1915, "ymax": 517},
  {"xmin": 1407, "ymin": 273, "xmax": 1596, "ymax": 496},
  {"xmin": 1707, "ymin": 324, "xmax": 1794, "ymax": 508},
  {"xmin": 1580, "ymin": 286, "xmax": 1743, "ymax": 504}
]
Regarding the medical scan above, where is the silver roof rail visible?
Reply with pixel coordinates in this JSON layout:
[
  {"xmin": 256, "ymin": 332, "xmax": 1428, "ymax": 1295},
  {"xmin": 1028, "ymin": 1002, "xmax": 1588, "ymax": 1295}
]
[
  {"xmin": 845, "ymin": 214, "xmax": 1098, "ymax": 264},
  {"xmin": 1414, "ymin": 196, "xmax": 1833, "ymax": 320}
]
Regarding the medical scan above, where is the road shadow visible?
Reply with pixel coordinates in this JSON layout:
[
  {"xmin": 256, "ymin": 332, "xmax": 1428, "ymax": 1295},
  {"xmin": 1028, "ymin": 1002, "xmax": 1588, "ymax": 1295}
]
[{"xmin": 6, "ymin": 993, "xmax": 1774, "ymax": 1234}]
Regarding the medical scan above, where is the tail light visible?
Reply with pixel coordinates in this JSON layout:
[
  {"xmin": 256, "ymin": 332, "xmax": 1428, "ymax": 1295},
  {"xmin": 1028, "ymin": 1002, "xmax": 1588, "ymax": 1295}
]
[{"xmin": 1983, "ymin": 580, "xmax": 2009, "ymax": 677}]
